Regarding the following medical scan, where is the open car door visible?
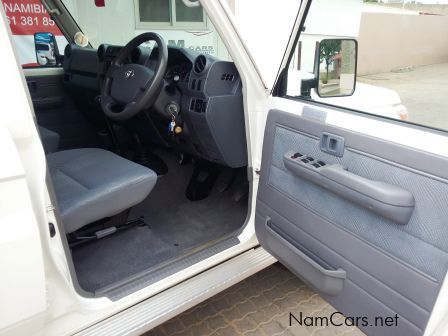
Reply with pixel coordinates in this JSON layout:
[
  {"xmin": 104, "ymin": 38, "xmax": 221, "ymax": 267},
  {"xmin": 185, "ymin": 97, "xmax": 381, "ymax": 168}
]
[
  {"xmin": 254, "ymin": 1, "xmax": 448, "ymax": 336},
  {"xmin": 255, "ymin": 108, "xmax": 448, "ymax": 335}
]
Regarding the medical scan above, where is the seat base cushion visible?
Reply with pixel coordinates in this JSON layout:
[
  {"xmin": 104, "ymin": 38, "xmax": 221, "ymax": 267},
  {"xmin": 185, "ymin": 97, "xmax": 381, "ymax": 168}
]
[{"xmin": 47, "ymin": 148, "xmax": 157, "ymax": 233}]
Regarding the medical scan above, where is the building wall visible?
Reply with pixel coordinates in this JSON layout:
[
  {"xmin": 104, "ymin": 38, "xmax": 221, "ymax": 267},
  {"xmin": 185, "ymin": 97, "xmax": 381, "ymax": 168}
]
[{"xmin": 357, "ymin": 12, "xmax": 448, "ymax": 75}]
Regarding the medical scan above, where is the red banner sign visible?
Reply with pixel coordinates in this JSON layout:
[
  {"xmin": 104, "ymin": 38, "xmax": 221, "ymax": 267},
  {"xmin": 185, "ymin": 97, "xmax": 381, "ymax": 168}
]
[{"xmin": 2, "ymin": 0, "xmax": 63, "ymax": 36}]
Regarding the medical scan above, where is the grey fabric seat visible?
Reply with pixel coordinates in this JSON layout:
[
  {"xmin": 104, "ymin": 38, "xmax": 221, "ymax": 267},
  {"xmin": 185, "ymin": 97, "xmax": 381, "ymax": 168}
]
[
  {"xmin": 47, "ymin": 148, "xmax": 157, "ymax": 233},
  {"xmin": 38, "ymin": 126, "xmax": 60, "ymax": 153}
]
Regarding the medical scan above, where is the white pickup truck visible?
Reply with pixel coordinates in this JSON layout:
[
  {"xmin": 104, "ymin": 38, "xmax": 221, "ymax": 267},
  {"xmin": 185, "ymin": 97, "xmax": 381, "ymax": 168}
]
[{"xmin": 0, "ymin": 1, "xmax": 446, "ymax": 336}]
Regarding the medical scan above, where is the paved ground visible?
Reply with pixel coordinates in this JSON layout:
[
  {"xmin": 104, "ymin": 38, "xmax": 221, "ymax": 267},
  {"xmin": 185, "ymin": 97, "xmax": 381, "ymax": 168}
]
[
  {"xmin": 144, "ymin": 263, "xmax": 364, "ymax": 336},
  {"xmin": 359, "ymin": 63, "xmax": 448, "ymax": 130}
]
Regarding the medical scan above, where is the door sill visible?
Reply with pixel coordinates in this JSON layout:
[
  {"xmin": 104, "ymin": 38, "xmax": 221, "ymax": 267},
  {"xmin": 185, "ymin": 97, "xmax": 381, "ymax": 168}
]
[
  {"xmin": 96, "ymin": 236, "xmax": 241, "ymax": 300},
  {"xmin": 75, "ymin": 247, "xmax": 275, "ymax": 336}
]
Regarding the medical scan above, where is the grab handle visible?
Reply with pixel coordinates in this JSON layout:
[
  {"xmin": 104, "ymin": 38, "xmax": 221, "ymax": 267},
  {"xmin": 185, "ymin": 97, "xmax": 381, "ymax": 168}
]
[{"xmin": 283, "ymin": 152, "xmax": 415, "ymax": 224}]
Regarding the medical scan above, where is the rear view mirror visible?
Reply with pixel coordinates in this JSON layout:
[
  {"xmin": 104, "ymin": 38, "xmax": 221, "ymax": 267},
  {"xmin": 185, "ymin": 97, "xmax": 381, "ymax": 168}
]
[
  {"xmin": 34, "ymin": 32, "xmax": 61, "ymax": 66},
  {"xmin": 316, "ymin": 39, "xmax": 357, "ymax": 98}
]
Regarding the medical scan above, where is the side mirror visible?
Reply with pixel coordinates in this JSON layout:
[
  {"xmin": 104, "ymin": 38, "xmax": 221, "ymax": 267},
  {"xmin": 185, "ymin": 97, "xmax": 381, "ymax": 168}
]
[
  {"xmin": 34, "ymin": 32, "xmax": 61, "ymax": 67},
  {"xmin": 316, "ymin": 39, "xmax": 357, "ymax": 98}
]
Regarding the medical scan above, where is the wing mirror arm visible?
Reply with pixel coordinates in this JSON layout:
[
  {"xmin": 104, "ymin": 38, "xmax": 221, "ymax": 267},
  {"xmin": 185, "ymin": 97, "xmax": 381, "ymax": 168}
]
[
  {"xmin": 299, "ymin": 41, "xmax": 319, "ymax": 99},
  {"xmin": 300, "ymin": 78, "xmax": 317, "ymax": 99}
]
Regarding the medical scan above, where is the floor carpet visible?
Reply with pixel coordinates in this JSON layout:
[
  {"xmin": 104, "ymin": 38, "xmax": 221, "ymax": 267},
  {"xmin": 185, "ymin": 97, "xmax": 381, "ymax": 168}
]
[{"xmin": 71, "ymin": 152, "xmax": 248, "ymax": 293}]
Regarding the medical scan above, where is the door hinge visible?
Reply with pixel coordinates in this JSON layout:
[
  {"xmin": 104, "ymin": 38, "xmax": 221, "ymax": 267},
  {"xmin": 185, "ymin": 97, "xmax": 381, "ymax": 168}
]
[{"xmin": 46, "ymin": 204, "xmax": 56, "ymax": 213}]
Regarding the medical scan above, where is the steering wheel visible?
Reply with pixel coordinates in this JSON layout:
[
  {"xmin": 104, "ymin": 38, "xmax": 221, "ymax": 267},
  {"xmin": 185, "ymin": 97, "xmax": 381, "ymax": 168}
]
[{"xmin": 101, "ymin": 33, "xmax": 168, "ymax": 121}]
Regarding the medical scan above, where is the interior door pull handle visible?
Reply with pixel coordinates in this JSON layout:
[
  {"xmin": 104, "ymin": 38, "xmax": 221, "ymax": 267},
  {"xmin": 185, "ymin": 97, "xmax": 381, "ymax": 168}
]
[
  {"xmin": 320, "ymin": 133, "xmax": 345, "ymax": 157},
  {"xmin": 265, "ymin": 217, "xmax": 346, "ymax": 296},
  {"xmin": 283, "ymin": 152, "xmax": 415, "ymax": 224}
]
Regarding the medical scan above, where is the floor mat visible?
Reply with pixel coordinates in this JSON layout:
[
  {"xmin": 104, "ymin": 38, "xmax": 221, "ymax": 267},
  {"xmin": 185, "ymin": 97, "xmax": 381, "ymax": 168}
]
[{"xmin": 71, "ymin": 153, "xmax": 248, "ymax": 293}]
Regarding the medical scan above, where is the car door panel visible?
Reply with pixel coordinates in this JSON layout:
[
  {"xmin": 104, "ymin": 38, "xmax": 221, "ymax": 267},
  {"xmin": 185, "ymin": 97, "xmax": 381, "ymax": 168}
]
[
  {"xmin": 27, "ymin": 71, "xmax": 65, "ymax": 111},
  {"xmin": 25, "ymin": 69, "xmax": 100, "ymax": 150},
  {"xmin": 256, "ymin": 108, "xmax": 448, "ymax": 335}
]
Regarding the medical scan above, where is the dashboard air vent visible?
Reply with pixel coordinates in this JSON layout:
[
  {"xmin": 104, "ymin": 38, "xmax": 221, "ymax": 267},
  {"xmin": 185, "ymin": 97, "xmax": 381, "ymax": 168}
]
[
  {"xmin": 194, "ymin": 55, "xmax": 207, "ymax": 73},
  {"xmin": 221, "ymin": 73, "xmax": 235, "ymax": 81}
]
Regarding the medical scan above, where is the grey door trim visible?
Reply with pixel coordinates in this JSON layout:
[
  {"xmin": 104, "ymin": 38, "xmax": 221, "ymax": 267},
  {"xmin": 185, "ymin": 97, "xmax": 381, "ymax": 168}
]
[{"xmin": 267, "ymin": 109, "xmax": 448, "ymax": 181}]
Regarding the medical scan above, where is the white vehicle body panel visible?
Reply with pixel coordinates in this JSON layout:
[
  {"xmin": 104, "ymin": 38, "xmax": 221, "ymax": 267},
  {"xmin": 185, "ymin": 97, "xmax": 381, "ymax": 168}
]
[
  {"xmin": 0, "ymin": 8, "xmax": 47, "ymax": 331},
  {"xmin": 0, "ymin": 0, "xmax": 447, "ymax": 335},
  {"xmin": 0, "ymin": 128, "xmax": 46, "ymax": 331}
]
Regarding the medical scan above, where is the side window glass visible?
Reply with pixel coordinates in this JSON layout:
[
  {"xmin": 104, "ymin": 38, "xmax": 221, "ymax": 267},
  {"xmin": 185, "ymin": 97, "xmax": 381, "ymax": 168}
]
[
  {"xmin": 1, "ymin": 0, "xmax": 68, "ymax": 68},
  {"xmin": 284, "ymin": 0, "xmax": 448, "ymax": 131}
]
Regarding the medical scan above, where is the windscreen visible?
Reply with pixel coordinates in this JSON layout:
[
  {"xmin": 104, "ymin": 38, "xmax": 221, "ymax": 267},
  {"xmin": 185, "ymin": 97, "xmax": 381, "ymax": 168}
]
[{"xmin": 61, "ymin": 0, "xmax": 232, "ymax": 60}]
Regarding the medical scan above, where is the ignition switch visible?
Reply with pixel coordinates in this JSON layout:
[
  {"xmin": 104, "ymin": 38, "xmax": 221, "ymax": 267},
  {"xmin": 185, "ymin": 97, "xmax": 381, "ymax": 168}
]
[{"xmin": 166, "ymin": 102, "xmax": 180, "ymax": 117}]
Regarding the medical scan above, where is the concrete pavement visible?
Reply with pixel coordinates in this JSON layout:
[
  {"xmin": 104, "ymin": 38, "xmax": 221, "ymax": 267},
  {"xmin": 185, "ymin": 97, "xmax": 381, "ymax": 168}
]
[
  {"xmin": 144, "ymin": 263, "xmax": 364, "ymax": 336},
  {"xmin": 359, "ymin": 63, "xmax": 448, "ymax": 130}
]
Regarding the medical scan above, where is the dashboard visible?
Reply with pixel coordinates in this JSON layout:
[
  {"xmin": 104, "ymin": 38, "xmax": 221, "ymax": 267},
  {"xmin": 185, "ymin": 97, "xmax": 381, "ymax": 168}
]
[
  {"xmin": 62, "ymin": 43, "xmax": 247, "ymax": 168},
  {"xmin": 165, "ymin": 63, "xmax": 191, "ymax": 83}
]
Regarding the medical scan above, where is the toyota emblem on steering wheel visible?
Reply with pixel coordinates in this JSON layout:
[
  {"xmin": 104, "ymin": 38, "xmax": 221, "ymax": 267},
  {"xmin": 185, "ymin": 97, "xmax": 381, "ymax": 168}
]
[{"xmin": 124, "ymin": 70, "xmax": 135, "ymax": 79}]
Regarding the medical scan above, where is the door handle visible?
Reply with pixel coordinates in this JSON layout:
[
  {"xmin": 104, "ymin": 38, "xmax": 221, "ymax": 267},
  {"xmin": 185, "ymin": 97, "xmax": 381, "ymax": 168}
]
[
  {"xmin": 265, "ymin": 217, "xmax": 346, "ymax": 296},
  {"xmin": 320, "ymin": 133, "xmax": 345, "ymax": 157}
]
